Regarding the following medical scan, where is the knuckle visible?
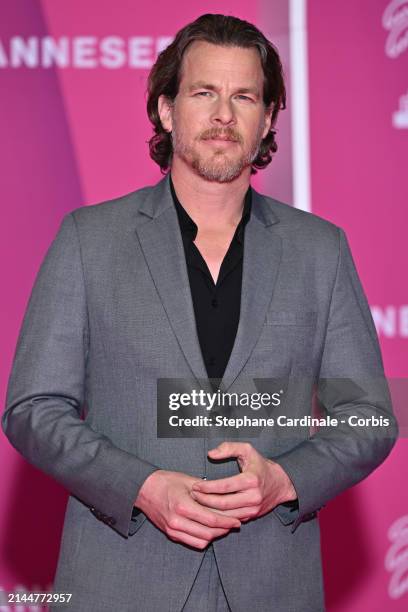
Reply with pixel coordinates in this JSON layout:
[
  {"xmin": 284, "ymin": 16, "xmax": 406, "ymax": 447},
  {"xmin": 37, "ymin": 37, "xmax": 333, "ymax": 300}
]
[
  {"xmin": 168, "ymin": 517, "xmax": 180, "ymax": 530},
  {"xmin": 253, "ymin": 492, "xmax": 263, "ymax": 505},
  {"xmin": 217, "ymin": 498, "xmax": 227, "ymax": 510},
  {"xmin": 247, "ymin": 476, "xmax": 258, "ymax": 488},
  {"xmin": 206, "ymin": 514, "xmax": 217, "ymax": 527}
]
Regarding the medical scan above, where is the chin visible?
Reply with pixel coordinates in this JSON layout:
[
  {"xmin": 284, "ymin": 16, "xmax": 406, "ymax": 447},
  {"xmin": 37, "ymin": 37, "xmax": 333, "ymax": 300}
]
[{"xmin": 193, "ymin": 164, "xmax": 246, "ymax": 183}]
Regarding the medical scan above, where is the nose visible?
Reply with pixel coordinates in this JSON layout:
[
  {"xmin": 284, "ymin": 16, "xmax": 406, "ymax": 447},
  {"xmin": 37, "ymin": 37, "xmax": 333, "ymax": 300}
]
[{"xmin": 210, "ymin": 96, "xmax": 236, "ymax": 127}]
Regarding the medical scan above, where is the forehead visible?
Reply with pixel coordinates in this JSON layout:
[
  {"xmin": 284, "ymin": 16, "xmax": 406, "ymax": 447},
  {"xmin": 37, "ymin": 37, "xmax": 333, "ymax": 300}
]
[{"xmin": 179, "ymin": 40, "xmax": 264, "ymax": 88}]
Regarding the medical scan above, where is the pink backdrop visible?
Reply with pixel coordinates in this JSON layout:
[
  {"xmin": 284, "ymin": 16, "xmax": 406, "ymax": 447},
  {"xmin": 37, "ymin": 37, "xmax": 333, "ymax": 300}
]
[{"xmin": 1, "ymin": 1, "xmax": 407, "ymax": 610}]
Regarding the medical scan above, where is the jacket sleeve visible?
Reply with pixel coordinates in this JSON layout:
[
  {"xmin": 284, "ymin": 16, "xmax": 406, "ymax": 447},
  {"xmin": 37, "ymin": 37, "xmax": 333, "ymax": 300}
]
[
  {"xmin": 272, "ymin": 226, "xmax": 399, "ymax": 531},
  {"xmin": 2, "ymin": 212, "xmax": 160, "ymax": 539}
]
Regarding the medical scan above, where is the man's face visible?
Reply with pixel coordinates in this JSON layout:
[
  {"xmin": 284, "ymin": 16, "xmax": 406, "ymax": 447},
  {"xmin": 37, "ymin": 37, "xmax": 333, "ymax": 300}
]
[{"xmin": 158, "ymin": 41, "xmax": 273, "ymax": 183}]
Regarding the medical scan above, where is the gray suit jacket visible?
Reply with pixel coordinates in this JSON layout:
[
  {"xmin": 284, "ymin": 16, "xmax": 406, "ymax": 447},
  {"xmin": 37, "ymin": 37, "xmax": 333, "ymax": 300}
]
[{"xmin": 2, "ymin": 172, "xmax": 398, "ymax": 611}]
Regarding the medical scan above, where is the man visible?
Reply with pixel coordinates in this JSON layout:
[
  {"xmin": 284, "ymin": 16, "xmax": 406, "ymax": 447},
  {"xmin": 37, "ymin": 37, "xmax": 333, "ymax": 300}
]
[{"xmin": 2, "ymin": 13, "xmax": 398, "ymax": 612}]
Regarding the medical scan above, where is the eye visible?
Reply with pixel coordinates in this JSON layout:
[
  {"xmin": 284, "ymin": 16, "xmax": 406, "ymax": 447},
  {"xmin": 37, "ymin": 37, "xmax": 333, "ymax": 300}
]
[
  {"xmin": 195, "ymin": 91, "xmax": 212, "ymax": 97},
  {"xmin": 236, "ymin": 95, "xmax": 253, "ymax": 102}
]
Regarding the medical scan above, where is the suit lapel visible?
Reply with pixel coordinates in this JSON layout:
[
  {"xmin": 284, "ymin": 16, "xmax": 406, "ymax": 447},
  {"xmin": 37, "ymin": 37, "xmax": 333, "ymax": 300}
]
[
  {"xmin": 135, "ymin": 174, "xmax": 210, "ymax": 390},
  {"xmin": 221, "ymin": 192, "xmax": 282, "ymax": 390},
  {"xmin": 134, "ymin": 173, "xmax": 282, "ymax": 392}
]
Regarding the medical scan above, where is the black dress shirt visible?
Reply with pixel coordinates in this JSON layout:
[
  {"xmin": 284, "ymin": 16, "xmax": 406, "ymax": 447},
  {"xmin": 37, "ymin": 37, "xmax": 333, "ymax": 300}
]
[{"xmin": 169, "ymin": 172, "xmax": 252, "ymax": 384}]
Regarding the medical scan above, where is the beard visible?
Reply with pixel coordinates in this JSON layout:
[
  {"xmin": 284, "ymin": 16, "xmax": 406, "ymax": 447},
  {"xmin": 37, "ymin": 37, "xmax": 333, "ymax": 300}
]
[{"xmin": 170, "ymin": 114, "xmax": 265, "ymax": 183}]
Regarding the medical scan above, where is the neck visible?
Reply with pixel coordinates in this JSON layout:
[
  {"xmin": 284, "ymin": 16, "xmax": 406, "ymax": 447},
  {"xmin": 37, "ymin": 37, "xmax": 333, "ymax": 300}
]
[{"xmin": 169, "ymin": 160, "xmax": 251, "ymax": 230}]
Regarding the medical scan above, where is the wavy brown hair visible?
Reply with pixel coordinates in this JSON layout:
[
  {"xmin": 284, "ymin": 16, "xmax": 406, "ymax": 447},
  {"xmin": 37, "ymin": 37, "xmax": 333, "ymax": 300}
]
[{"xmin": 146, "ymin": 13, "xmax": 286, "ymax": 175}]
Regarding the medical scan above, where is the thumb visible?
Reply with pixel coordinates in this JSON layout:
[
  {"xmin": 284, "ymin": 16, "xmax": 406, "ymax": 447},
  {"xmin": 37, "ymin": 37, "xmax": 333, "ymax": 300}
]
[
  {"xmin": 208, "ymin": 442, "xmax": 248, "ymax": 459},
  {"xmin": 208, "ymin": 442, "xmax": 230, "ymax": 458}
]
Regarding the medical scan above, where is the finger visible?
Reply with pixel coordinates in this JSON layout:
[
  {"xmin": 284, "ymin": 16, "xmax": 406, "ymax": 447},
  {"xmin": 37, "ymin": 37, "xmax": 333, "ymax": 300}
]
[
  {"xmin": 182, "ymin": 500, "xmax": 241, "ymax": 529},
  {"xmin": 208, "ymin": 441, "xmax": 254, "ymax": 461},
  {"xmin": 192, "ymin": 473, "xmax": 255, "ymax": 494},
  {"xmin": 168, "ymin": 516, "xmax": 231, "ymax": 541},
  {"xmin": 191, "ymin": 490, "xmax": 257, "ymax": 510},
  {"xmin": 166, "ymin": 528, "xmax": 209, "ymax": 550},
  {"xmin": 211, "ymin": 506, "xmax": 259, "ymax": 521}
]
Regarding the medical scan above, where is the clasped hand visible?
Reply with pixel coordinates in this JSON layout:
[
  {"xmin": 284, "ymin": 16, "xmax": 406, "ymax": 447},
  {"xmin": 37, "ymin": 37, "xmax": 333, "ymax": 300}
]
[
  {"xmin": 191, "ymin": 441, "xmax": 297, "ymax": 522},
  {"xmin": 136, "ymin": 442, "xmax": 297, "ymax": 550}
]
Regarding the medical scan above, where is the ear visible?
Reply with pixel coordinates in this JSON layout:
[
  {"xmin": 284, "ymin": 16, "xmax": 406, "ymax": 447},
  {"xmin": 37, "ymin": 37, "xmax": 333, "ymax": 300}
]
[
  {"xmin": 262, "ymin": 105, "xmax": 274, "ymax": 139},
  {"xmin": 158, "ymin": 95, "xmax": 174, "ymax": 133}
]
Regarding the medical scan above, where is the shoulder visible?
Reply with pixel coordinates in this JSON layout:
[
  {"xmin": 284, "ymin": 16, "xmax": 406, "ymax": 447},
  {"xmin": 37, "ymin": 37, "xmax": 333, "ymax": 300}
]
[
  {"xmin": 66, "ymin": 183, "xmax": 155, "ymax": 230},
  {"xmin": 259, "ymin": 193, "xmax": 343, "ymax": 254},
  {"xmin": 263, "ymin": 194, "xmax": 339, "ymax": 234}
]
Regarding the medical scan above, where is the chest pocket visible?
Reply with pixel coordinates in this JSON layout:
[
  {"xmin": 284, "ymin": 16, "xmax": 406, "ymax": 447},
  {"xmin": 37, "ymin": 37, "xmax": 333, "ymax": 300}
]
[
  {"xmin": 265, "ymin": 310, "xmax": 317, "ymax": 327},
  {"xmin": 250, "ymin": 310, "xmax": 318, "ymax": 376}
]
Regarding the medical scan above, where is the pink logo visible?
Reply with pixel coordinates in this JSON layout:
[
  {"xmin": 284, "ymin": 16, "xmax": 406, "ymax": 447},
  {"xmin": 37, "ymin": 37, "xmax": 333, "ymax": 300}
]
[
  {"xmin": 385, "ymin": 515, "xmax": 408, "ymax": 599},
  {"xmin": 383, "ymin": 0, "xmax": 408, "ymax": 58}
]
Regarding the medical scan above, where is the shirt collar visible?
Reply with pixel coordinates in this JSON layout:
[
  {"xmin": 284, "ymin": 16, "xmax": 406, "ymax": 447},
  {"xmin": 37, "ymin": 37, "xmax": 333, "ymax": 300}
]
[{"xmin": 169, "ymin": 172, "xmax": 252, "ymax": 244}]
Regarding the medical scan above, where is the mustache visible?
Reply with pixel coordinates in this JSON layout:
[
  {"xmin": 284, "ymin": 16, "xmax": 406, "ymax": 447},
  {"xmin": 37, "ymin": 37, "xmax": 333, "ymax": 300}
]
[{"xmin": 200, "ymin": 128, "xmax": 242, "ymax": 143}]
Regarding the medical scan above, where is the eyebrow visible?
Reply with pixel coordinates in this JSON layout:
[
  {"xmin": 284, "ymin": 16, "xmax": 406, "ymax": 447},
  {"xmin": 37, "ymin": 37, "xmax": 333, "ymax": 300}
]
[{"xmin": 188, "ymin": 81, "xmax": 260, "ymax": 97}]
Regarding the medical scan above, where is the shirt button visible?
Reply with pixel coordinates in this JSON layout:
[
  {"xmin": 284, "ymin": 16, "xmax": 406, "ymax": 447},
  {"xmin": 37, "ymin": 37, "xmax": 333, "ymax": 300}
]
[{"xmin": 211, "ymin": 298, "xmax": 218, "ymax": 308}]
